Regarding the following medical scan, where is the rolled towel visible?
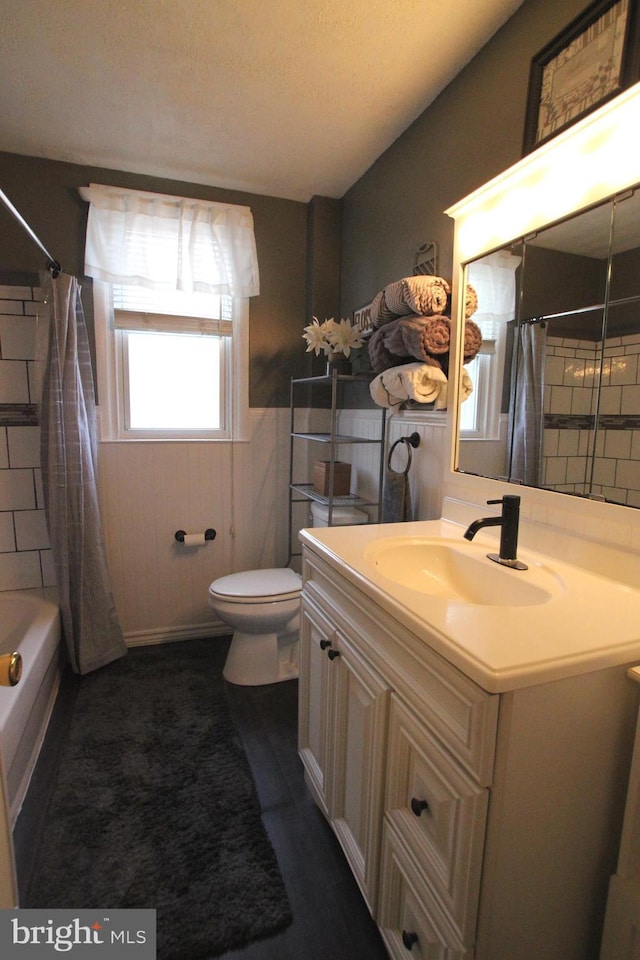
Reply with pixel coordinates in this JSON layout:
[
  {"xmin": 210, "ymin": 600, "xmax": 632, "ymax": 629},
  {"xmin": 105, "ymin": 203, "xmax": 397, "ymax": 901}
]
[
  {"xmin": 370, "ymin": 362, "xmax": 474, "ymax": 410},
  {"xmin": 460, "ymin": 366, "xmax": 474, "ymax": 403},
  {"xmin": 465, "ymin": 283, "xmax": 478, "ymax": 319},
  {"xmin": 370, "ymin": 362, "xmax": 448, "ymax": 409},
  {"xmin": 368, "ymin": 321, "xmax": 413, "ymax": 373},
  {"xmin": 420, "ymin": 315, "xmax": 451, "ymax": 356},
  {"xmin": 464, "ymin": 318, "xmax": 482, "ymax": 362},
  {"xmin": 370, "ymin": 276, "xmax": 451, "ymax": 328},
  {"xmin": 369, "ymin": 289, "xmax": 389, "ymax": 328},
  {"xmin": 370, "ymin": 278, "xmax": 477, "ymax": 327},
  {"xmin": 399, "ymin": 315, "xmax": 482, "ymax": 364},
  {"xmin": 369, "ymin": 314, "xmax": 483, "ymax": 374},
  {"xmin": 369, "ymin": 314, "xmax": 450, "ymax": 372}
]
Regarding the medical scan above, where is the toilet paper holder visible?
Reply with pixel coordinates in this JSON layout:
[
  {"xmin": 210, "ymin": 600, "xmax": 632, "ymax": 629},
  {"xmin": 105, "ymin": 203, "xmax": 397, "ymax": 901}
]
[{"xmin": 175, "ymin": 528, "xmax": 217, "ymax": 543}]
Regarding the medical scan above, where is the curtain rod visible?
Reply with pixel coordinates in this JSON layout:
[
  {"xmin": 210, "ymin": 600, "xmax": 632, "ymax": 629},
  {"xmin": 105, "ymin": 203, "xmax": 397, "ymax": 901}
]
[
  {"xmin": 521, "ymin": 293, "xmax": 640, "ymax": 326},
  {"xmin": 0, "ymin": 187, "xmax": 62, "ymax": 276}
]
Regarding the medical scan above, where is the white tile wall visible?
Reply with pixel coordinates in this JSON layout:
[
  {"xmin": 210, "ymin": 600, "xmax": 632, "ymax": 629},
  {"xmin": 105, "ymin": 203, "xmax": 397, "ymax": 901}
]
[
  {"xmin": 0, "ymin": 361, "xmax": 30, "ymax": 403},
  {"xmin": 544, "ymin": 333, "xmax": 640, "ymax": 503},
  {"xmin": 0, "ymin": 282, "xmax": 52, "ymax": 591}
]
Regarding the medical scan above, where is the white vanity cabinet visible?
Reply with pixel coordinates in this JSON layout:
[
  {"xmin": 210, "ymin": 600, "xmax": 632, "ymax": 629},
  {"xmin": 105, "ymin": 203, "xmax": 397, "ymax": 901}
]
[
  {"xmin": 299, "ymin": 543, "xmax": 639, "ymax": 960},
  {"xmin": 299, "ymin": 546, "xmax": 499, "ymax": 956}
]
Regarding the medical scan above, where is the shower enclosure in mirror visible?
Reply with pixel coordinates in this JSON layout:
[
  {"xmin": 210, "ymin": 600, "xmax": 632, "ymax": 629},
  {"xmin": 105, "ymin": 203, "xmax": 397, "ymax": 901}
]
[{"xmin": 457, "ymin": 185, "xmax": 640, "ymax": 508}]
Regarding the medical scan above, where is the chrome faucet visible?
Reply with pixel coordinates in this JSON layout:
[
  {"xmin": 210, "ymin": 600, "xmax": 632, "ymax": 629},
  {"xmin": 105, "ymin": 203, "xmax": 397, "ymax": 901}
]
[{"xmin": 463, "ymin": 495, "xmax": 528, "ymax": 570}]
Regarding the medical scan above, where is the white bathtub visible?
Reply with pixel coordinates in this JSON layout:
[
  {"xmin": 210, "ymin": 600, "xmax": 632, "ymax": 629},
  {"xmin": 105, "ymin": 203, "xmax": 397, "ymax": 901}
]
[{"xmin": 0, "ymin": 592, "xmax": 62, "ymax": 825}]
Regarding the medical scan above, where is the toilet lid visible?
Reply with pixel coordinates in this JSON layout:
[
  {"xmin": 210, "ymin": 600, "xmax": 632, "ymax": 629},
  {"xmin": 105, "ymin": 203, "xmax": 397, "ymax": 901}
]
[{"xmin": 209, "ymin": 567, "xmax": 302, "ymax": 602}]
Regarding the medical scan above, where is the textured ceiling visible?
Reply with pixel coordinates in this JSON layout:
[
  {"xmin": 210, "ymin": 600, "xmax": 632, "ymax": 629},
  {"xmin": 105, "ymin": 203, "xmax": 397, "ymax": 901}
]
[{"xmin": 0, "ymin": 0, "xmax": 525, "ymax": 201}]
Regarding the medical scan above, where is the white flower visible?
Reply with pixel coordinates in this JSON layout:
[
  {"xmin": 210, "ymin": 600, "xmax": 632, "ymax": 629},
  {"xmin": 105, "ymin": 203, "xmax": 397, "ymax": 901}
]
[
  {"xmin": 302, "ymin": 318, "xmax": 330, "ymax": 355},
  {"xmin": 302, "ymin": 316, "xmax": 362, "ymax": 357},
  {"xmin": 327, "ymin": 318, "xmax": 363, "ymax": 358}
]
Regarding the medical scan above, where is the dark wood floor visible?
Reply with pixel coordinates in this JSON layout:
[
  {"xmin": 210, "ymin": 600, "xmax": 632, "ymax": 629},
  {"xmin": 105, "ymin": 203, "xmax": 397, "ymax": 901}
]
[
  {"xmin": 223, "ymin": 677, "xmax": 389, "ymax": 960},
  {"xmin": 14, "ymin": 648, "xmax": 389, "ymax": 960}
]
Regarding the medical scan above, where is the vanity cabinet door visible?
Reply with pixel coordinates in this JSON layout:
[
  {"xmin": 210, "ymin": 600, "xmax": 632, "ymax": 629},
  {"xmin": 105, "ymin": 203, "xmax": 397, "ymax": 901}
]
[
  {"xmin": 298, "ymin": 595, "xmax": 391, "ymax": 912},
  {"xmin": 384, "ymin": 695, "xmax": 488, "ymax": 944},
  {"xmin": 298, "ymin": 597, "xmax": 334, "ymax": 816},
  {"xmin": 328, "ymin": 626, "xmax": 390, "ymax": 912}
]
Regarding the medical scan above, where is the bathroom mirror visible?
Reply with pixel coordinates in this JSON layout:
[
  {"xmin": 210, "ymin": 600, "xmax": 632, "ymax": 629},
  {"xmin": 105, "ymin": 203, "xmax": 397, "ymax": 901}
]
[{"xmin": 457, "ymin": 185, "xmax": 640, "ymax": 508}]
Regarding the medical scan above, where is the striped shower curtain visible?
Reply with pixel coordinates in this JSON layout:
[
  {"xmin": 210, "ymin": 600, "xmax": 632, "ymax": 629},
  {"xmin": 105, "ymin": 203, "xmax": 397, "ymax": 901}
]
[
  {"xmin": 40, "ymin": 273, "xmax": 126, "ymax": 674},
  {"xmin": 508, "ymin": 321, "xmax": 547, "ymax": 487}
]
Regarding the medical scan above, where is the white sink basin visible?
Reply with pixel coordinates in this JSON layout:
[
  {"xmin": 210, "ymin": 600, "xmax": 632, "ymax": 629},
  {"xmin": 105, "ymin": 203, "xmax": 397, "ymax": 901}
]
[
  {"xmin": 363, "ymin": 537, "xmax": 563, "ymax": 606},
  {"xmin": 301, "ymin": 517, "xmax": 640, "ymax": 691}
]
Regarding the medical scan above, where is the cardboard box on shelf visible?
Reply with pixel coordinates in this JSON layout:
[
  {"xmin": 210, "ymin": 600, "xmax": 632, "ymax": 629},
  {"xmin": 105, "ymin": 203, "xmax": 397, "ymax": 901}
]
[{"xmin": 312, "ymin": 460, "xmax": 351, "ymax": 497}]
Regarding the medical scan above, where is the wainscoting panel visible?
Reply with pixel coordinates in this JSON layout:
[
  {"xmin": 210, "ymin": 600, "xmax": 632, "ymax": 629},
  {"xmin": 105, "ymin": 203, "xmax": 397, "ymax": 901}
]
[
  {"xmin": 98, "ymin": 408, "xmax": 290, "ymax": 641},
  {"xmin": 337, "ymin": 409, "xmax": 448, "ymax": 522}
]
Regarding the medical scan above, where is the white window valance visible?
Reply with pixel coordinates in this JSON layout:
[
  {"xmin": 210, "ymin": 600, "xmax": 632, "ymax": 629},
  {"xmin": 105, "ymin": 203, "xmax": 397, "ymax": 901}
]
[
  {"xmin": 79, "ymin": 184, "xmax": 260, "ymax": 298},
  {"xmin": 466, "ymin": 249, "xmax": 521, "ymax": 342}
]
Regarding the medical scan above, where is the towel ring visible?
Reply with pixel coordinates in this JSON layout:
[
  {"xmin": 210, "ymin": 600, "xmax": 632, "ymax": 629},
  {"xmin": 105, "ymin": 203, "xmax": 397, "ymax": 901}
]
[{"xmin": 387, "ymin": 432, "xmax": 420, "ymax": 475}]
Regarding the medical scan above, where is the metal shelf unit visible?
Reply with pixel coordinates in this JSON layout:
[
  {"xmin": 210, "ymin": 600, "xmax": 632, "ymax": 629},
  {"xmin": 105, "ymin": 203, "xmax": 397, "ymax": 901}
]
[{"xmin": 288, "ymin": 369, "xmax": 386, "ymax": 560}]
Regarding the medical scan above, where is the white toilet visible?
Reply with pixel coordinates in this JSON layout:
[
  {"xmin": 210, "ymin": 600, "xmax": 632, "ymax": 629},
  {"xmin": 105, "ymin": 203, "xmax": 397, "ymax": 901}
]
[
  {"xmin": 208, "ymin": 567, "xmax": 302, "ymax": 685},
  {"xmin": 208, "ymin": 504, "xmax": 368, "ymax": 686}
]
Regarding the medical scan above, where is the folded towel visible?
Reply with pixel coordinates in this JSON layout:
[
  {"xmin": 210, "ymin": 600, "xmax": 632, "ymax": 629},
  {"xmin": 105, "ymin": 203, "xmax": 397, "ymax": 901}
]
[
  {"xmin": 370, "ymin": 276, "xmax": 451, "ymax": 328},
  {"xmin": 382, "ymin": 468, "xmax": 412, "ymax": 523},
  {"xmin": 370, "ymin": 362, "xmax": 473, "ymax": 410}
]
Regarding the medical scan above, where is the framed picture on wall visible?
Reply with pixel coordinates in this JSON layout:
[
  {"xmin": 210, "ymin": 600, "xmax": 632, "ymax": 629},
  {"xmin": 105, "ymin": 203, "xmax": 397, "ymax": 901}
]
[{"xmin": 522, "ymin": 0, "xmax": 640, "ymax": 154}]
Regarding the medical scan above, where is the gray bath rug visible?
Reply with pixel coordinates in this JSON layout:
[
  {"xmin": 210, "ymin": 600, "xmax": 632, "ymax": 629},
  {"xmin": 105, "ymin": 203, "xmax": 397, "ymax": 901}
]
[{"xmin": 26, "ymin": 638, "xmax": 292, "ymax": 959}]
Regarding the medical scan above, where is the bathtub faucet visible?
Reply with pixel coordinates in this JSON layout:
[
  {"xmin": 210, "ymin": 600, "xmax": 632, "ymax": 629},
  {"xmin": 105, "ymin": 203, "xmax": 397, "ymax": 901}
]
[{"xmin": 463, "ymin": 495, "xmax": 528, "ymax": 570}]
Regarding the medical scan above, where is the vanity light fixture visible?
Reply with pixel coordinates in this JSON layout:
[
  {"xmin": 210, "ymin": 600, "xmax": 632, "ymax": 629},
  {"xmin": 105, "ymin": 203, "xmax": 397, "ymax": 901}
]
[{"xmin": 447, "ymin": 81, "xmax": 640, "ymax": 263}]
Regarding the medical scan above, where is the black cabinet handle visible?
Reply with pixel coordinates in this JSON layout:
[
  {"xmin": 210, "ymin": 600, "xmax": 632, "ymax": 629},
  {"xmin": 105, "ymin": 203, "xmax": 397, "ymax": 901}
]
[
  {"xmin": 319, "ymin": 639, "xmax": 332, "ymax": 650},
  {"xmin": 410, "ymin": 797, "xmax": 429, "ymax": 817},
  {"xmin": 402, "ymin": 930, "xmax": 418, "ymax": 950},
  {"xmin": 327, "ymin": 649, "xmax": 340, "ymax": 660}
]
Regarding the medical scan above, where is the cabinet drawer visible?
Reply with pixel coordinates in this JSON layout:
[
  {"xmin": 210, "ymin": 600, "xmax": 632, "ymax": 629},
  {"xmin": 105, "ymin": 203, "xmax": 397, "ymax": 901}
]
[
  {"xmin": 385, "ymin": 696, "xmax": 487, "ymax": 943},
  {"xmin": 378, "ymin": 818, "xmax": 469, "ymax": 960}
]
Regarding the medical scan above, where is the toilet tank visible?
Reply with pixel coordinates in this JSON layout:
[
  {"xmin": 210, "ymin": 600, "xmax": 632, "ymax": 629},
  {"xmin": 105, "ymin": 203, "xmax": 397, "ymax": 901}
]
[{"xmin": 310, "ymin": 503, "xmax": 369, "ymax": 527}]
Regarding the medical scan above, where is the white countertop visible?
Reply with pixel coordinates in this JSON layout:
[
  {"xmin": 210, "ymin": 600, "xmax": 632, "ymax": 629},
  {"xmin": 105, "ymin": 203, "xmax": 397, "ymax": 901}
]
[{"xmin": 300, "ymin": 518, "xmax": 640, "ymax": 693}]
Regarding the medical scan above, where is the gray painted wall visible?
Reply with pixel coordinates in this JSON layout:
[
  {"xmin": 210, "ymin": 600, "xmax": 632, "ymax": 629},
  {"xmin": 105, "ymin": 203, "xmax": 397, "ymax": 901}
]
[
  {"xmin": 0, "ymin": 152, "xmax": 311, "ymax": 407},
  {"xmin": 340, "ymin": 0, "xmax": 588, "ymax": 315},
  {"xmin": 0, "ymin": 0, "xmax": 594, "ymax": 405}
]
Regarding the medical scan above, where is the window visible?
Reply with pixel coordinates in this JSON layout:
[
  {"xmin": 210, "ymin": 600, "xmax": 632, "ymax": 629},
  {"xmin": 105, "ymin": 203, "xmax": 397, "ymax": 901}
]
[
  {"xmin": 80, "ymin": 185, "xmax": 259, "ymax": 441},
  {"xmin": 125, "ymin": 332, "xmax": 222, "ymax": 431},
  {"xmin": 458, "ymin": 320, "xmax": 500, "ymax": 437},
  {"xmin": 92, "ymin": 282, "xmax": 248, "ymax": 440},
  {"xmin": 460, "ymin": 250, "xmax": 520, "ymax": 440}
]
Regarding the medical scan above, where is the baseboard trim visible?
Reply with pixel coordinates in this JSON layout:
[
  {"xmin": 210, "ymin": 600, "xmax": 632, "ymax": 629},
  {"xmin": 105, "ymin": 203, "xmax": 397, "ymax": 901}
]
[{"xmin": 125, "ymin": 622, "xmax": 231, "ymax": 648}]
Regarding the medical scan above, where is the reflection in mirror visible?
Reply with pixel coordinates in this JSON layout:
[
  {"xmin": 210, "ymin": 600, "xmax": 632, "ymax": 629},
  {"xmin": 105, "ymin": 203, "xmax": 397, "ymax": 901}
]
[
  {"xmin": 457, "ymin": 186, "xmax": 640, "ymax": 507},
  {"xmin": 458, "ymin": 246, "xmax": 522, "ymax": 480},
  {"xmin": 592, "ymin": 190, "xmax": 640, "ymax": 505},
  {"xmin": 514, "ymin": 201, "xmax": 612, "ymax": 494}
]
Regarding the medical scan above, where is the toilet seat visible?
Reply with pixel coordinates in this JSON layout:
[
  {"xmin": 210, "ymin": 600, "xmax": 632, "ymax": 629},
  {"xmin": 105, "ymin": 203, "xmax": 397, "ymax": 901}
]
[{"xmin": 208, "ymin": 568, "xmax": 302, "ymax": 604}]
